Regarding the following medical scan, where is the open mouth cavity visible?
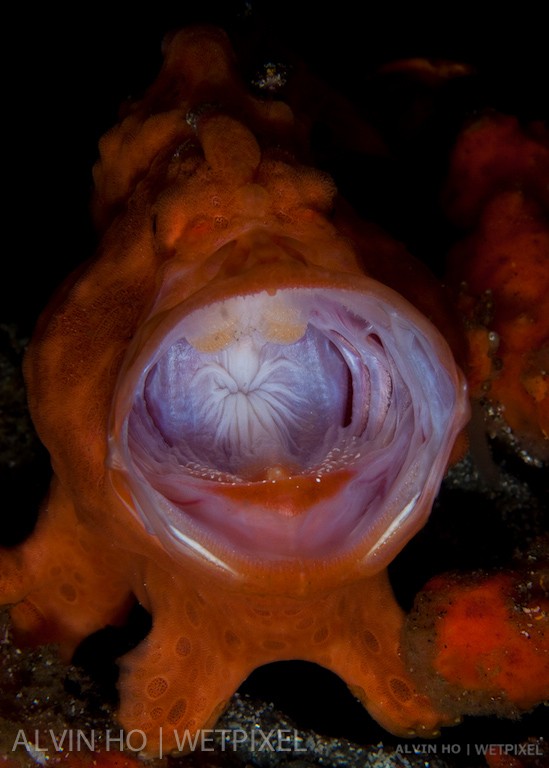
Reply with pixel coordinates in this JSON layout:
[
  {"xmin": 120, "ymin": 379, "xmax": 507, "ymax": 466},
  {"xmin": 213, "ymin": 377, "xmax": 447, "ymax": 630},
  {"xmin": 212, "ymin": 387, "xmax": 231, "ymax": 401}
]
[{"xmin": 113, "ymin": 287, "xmax": 467, "ymax": 567}]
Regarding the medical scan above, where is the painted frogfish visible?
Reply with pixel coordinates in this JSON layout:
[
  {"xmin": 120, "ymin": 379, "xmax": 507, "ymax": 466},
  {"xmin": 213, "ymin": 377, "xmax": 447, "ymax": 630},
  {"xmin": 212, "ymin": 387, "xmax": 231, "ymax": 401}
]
[{"xmin": 0, "ymin": 27, "xmax": 470, "ymax": 754}]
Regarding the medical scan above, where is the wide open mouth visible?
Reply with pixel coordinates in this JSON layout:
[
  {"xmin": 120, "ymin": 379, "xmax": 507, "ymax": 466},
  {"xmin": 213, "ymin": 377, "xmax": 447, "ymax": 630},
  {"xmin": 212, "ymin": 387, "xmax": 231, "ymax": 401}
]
[{"xmin": 111, "ymin": 286, "xmax": 468, "ymax": 570}]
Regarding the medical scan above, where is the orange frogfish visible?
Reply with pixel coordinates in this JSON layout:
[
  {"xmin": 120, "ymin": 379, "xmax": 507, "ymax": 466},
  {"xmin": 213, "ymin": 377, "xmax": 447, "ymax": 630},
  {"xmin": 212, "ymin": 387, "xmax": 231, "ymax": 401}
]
[{"xmin": 0, "ymin": 28, "xmax": 469, "ymax": 754}]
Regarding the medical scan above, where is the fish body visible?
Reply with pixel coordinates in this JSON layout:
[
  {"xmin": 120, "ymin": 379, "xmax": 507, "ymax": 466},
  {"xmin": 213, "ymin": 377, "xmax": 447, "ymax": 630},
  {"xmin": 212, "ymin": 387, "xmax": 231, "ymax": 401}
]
[{"xmin": 0, "ymin": 27, "xmax": 469, "ymax": 753}]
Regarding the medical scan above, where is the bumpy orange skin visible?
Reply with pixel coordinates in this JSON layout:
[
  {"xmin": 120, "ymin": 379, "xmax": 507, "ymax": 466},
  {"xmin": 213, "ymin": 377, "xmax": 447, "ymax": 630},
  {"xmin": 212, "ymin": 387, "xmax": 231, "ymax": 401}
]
[
  {"xmin": 0, "ymin": 30, "xmax": 470, "ymax": 756},
  {"xmin": 445, "ymin": 116, "xmax": 549, "ymax": 461}
]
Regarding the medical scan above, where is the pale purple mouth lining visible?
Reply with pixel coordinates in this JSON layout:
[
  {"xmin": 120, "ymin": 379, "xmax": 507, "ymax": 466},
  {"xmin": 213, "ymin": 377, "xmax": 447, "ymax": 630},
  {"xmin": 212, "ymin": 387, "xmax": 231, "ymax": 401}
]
[{"xmin": 112, "ymin": 287, "xmax": 468, "ymax": 566}]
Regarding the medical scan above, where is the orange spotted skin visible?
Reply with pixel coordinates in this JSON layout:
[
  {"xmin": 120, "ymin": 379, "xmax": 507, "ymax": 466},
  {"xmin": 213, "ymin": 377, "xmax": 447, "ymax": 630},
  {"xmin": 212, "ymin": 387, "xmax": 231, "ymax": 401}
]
[{"xmin": 0, "ymin": 28, "xmax": 470, "ymax": 755}]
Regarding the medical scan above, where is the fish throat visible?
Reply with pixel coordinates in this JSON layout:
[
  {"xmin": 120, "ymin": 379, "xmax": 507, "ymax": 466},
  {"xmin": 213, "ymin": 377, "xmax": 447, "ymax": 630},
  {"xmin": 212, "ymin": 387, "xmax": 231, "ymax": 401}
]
[{"xmin": 112, "ymin": 286, "xmax": 467, "ymax": 567}]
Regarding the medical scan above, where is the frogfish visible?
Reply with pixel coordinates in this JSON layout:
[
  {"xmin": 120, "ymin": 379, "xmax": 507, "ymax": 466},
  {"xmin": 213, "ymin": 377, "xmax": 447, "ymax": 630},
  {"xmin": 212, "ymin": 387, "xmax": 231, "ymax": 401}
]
[{"xmin": 0, "ymin": 27, "xmax": 470, "ymax": 754}]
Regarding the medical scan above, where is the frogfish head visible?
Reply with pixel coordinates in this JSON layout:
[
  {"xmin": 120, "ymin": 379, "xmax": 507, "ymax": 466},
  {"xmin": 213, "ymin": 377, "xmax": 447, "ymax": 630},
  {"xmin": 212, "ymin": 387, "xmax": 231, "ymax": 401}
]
[{"xmin": 31, "ymin": 27, "xmax": 470, "ymax": 593}]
